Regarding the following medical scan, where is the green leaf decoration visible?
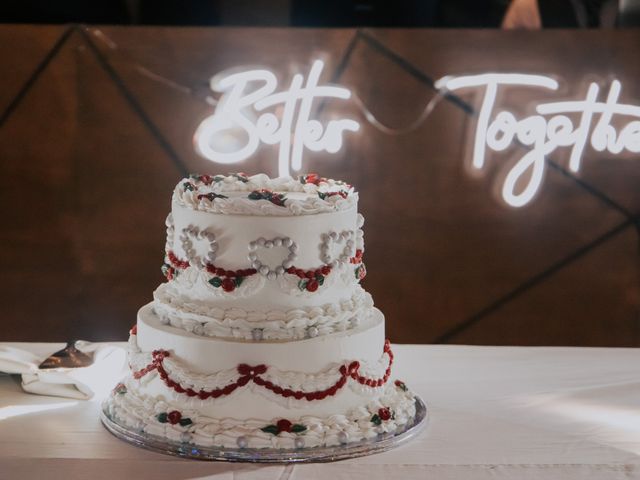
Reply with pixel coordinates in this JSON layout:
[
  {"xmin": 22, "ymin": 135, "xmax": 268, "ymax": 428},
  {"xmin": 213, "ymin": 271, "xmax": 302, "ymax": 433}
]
[
  {"xmin": 261, "ymin": 425, "xmax": 279, "ymax": 435},
  {"xmin": 318, "ymin": 192, "xmax": 327, "ymax": 200},
  {"xmin": 316, "ymin": 274, "xmax": 325, "ymax": 285},
  {"xmin": 298, "ymin": 279, "xmax": 308, "ymax": 291},
  {"xmin": 182, "ymin": 182, "xmax": 195, "ymax": 192},
  {"xmin": 179, "ymin": 418, "xmax": 193, "ymax": 427},
  {"xmin": 247, "ymin": 189, "xmax": 286, "ymax": 206},
  {"xmin": 157, "ymin": 413, "xmax": 168, "ymax": 423},
  {"xmin": 199, "ymin": 192, "xmax": 228, "ymax": 201},
  {"xmin": 209, "ymin": 277, "xmax": 222, "ymax": 288},
  {"xmin": 371, "ymin": 414, "xmax": 382, "ymax": 426},
  {"xmin": 235, "ymin": 276, "xmax": 244, "ymax": 287},
  {"xmin": 291, "ymin": 424, "xmax": 307, "ymax": 433}
]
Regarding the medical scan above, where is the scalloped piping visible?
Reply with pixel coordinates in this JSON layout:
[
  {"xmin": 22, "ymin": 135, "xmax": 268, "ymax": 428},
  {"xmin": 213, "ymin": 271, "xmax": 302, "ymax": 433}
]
[
  {"xmin": 174, "ymin": 173, "xmax": 357, "ymax": 216},
  {"xmin": 106, "ymin": 377, "xmax": 417, "ymax": 449},
  {"xmin": 127, "ymin": 336, "xmax": 393, "ymax": 403},
  {"xmin": 152, "ymin": 284, "xmax": 374, "ymax": 340}
]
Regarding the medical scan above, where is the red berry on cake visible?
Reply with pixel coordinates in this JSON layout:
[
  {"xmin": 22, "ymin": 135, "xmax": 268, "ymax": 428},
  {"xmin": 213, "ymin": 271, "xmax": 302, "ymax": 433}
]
[
  {"xmin": 276, "ymin": 419, "xmax": 292, "ymax": 433},
  {"xmin": 221, "ymin": 277, "xmax": 236, "ymax": 292},
  {"xmin": 167, "ymin": 410, "xmax": 182, "ymax": 425},
  {"xmin": 306, "ymin": 279, "xmax": 319, "ymax": 292},
  {"xmin": 378, "ymin": 407, "xmax": 392, "ymax": 421}
]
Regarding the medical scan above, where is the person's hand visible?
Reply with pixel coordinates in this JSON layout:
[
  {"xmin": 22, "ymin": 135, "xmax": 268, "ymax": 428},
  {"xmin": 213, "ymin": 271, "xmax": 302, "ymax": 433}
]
[{"xmin": 502, "ymin": 0, "xmax": 542, "ymax": 29}]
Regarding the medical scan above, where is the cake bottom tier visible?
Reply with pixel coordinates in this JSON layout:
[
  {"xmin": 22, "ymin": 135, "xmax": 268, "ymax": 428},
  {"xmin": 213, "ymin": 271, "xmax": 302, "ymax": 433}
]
[{"xmin": 106, "ymin": 305, "xmax": 418, "ymax": 449}]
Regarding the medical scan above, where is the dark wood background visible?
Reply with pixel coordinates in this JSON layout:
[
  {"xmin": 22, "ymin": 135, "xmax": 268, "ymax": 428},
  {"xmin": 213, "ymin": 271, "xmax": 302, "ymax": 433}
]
[{"xmin": 1, "ymin": 25, "xmax": 639, "ymax": 345}]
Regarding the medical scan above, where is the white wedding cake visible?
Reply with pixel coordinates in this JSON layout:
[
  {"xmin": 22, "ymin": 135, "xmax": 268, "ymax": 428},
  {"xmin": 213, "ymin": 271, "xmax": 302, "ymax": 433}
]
[{"xmin": 106, "ymin": 173, "xmax": 418, "ymax": 450}]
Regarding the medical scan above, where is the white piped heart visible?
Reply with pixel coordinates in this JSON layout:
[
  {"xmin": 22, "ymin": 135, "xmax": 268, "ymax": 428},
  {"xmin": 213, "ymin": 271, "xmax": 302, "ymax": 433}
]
[
  {"xmin": 180, "ymin": 225, "xmax": 218, "ymax": 269},
  {"xmin": 248, "ymin": 236, "xmax": 297, "ymax": 277},
  {"xmin": 319, "ymin": 230, "xmax": 355, "ymax": 267}
]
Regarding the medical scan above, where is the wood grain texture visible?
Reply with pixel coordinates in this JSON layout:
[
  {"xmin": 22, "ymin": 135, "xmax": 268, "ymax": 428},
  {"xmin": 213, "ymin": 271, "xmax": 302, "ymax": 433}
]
[
  {"xmin": 0, "ymin": 25, "xmax": 68, "ymax": 116},
  {"xmin": 0, "ymin": 26, "xmax": 638, "ymax": 345}
]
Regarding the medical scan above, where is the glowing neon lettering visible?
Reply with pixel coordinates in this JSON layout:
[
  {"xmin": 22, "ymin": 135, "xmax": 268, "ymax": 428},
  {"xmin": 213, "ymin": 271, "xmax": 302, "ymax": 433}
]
[
  {"xmin": 194, "ymin": 60, "xmax": 360, "ymax": 177},
  {"xmin": 442, "ymin": 73, "xmax": 640, "ymax": 207}
]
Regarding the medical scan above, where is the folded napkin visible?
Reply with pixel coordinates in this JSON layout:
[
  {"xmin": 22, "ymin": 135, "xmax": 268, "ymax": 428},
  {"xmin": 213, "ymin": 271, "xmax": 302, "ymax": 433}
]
[{"xmin": 0, "ymin": 341, "xmax": 127, "ymax": 400}]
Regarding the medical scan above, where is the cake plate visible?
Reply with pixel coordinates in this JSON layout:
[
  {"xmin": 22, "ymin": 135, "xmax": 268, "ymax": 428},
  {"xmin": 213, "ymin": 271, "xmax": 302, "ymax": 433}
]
[{"xmin": 100, "ymin": 396, "xmax": 427, "ymax": 463}]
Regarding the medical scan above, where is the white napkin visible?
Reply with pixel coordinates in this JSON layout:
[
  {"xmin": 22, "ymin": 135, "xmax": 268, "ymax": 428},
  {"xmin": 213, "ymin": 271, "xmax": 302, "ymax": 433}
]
[{"xmin": 0, "ymin": 342, "xmax": 127, "ymax": 400}]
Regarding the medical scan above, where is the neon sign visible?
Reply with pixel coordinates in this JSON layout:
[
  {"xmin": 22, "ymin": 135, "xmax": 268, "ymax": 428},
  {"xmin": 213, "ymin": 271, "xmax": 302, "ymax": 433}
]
[
  {"xmin": 194, "ymin": 60, "xmax": 360, "ymax": 177},
  {"xmin": 441, "ymin": 74, "xmax": 640, "ymax": 207}
]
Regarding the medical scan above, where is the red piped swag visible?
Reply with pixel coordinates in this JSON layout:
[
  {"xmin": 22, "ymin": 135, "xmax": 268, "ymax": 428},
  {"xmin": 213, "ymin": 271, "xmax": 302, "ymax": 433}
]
[
  {"xmin": 130, "ymin": 340, "xmax": 393, "ymax": 402},
  {"xmin": 164, "ymin": 249, "xmax": 364, "ymax": 293}
]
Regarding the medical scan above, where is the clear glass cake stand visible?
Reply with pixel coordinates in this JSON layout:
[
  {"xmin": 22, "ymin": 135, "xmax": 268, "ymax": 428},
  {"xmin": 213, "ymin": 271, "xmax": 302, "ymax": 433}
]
[{"xmin": 100, "ymin": 396, "xmax": 428, "ymax": 463}]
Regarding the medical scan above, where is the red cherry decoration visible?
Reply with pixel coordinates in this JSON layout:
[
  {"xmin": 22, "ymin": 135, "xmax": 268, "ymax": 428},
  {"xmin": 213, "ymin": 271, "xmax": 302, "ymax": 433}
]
[
  {"xmin": 378, "ymin": 408, "xmax": 392, "ymax": 421},
  {"xmin": 276, "ymin": 419, "xmax": 292, "ymax": 433},
  {"xmin": 167, "ymin": 410, "xmax": 182, "ymax": 425},
  {"xmin": 221, "ymin": 277, "xmax": 236, "ymax": 292},
  {"xmin": 306, "ymin": 279, "xmax": 319, "ymax": 292}
]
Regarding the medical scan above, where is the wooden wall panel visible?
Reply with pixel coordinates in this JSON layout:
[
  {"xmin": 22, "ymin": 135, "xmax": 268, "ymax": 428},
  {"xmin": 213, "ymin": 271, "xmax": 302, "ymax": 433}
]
[
  {"xmin": 0, "ymin": 26, "xmax": 638, "ymax": 345},
  {"xmin": 452, "ymin": 229, "xmax": 640, "ymax": 346},
  {"xmin": 0, "ymin": 25, "xmax": 67, "ymax": 115}
]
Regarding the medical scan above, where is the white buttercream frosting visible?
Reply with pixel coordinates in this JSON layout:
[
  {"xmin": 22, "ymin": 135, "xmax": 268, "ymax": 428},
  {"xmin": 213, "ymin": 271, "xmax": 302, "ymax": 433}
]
[
  {"xmin": 160, "ymin": 174, "xmax": 364, "ymax": 336},
  {"xmin": 153, "ymin": 282, "xmax": 374, "ymax": 340},
  {"xmin": 109, "ymin": 172, "xmax": 418, "ymax": 451},
  {"xmin": 174, "ymin": 173, "xmax": 357, "ymax": 217},
  {"xmin": 127, "ymin": 328, "xmax": 391, "ymax": 403},
  {"xmin": 107, "ymin": 376, "xmax": 416, "ymax": 449}
]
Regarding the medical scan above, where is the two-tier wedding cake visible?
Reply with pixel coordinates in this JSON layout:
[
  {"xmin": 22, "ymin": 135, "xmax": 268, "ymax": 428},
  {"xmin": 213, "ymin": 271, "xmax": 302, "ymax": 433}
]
[{"xmin": 104, "ymin": 173, "xmax": 419, "ymax": 451}]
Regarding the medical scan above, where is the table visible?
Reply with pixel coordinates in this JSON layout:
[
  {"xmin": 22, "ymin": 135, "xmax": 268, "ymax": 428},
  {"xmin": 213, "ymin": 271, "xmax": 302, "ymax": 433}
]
[{"xmin": 1, "ymin": 344, "xmax": 639, "ymax": 479}]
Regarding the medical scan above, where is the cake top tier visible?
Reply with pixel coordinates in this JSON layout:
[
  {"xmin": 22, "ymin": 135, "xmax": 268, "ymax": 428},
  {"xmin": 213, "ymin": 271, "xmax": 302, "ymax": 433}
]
[{"xmin": 173, "ymin": 173, "xmax": 357, "ymax": 216}]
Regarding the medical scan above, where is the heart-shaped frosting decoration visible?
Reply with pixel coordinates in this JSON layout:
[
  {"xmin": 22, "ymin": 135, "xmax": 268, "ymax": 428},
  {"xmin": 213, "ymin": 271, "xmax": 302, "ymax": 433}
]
[
  {"xmin": 248, "ymin": 236, "xmax": 297, "ymax": 280},
  {"xmin": 319, "ymin": 230, "xmax": 355, "ymax": 267},
  {"xmin": 179, "ymin": 224, "xmax": 218, "ymax": 269}
]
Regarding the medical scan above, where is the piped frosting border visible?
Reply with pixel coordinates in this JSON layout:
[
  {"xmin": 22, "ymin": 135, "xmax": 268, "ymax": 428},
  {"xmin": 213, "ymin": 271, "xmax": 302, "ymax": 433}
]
[
  {"xmin": 107, "ymin": 374, "xmax": 416, "ymax": 449},
  {"xmin": 173, "ymin": 173, "xmax": 357, "ymax": 216},
  {"xmin": 153, "ymin": 282, "xmax": 374, "ymax": 341}
]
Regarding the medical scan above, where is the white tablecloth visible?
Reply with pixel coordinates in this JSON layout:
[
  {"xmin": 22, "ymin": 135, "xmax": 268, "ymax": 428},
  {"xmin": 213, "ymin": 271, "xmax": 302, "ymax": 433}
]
[{"xmin": 1, "ymin": 344, "xmax": 639, "ymax": 479}]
